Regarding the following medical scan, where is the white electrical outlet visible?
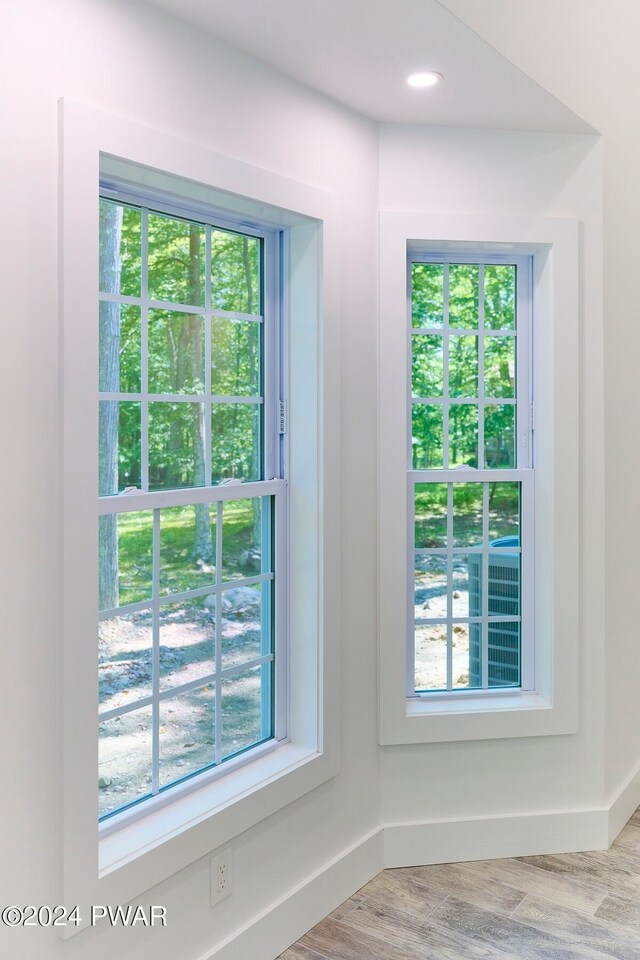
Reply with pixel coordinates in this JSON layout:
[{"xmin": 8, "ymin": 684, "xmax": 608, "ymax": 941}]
[{"xmin": 210, "ymin": 847, "xmax": 233, "ymax": 906}]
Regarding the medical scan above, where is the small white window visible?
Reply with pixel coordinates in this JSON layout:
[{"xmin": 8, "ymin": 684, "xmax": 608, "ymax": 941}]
[
  {"xmin": 97, "ymin": 190, "xmax": 286, "ymax": 821},
  {"xmin": 408, "ymin": 253, "xmax": 534, "ymax": 697}
]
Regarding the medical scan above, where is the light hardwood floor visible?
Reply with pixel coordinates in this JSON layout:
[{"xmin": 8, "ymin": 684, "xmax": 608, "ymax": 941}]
[{"xmin": 278, "ymin": 809, "xmax": 640, "ymax": 959}]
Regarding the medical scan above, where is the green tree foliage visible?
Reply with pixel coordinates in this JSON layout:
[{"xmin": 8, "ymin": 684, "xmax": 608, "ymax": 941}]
[
  {"xmin": 99, "ymin": 200, "xmax": 264, "ymax": 604},
  {"xmin": 411, "ymin": 262, "xmax": 517, "ymax": 471}
]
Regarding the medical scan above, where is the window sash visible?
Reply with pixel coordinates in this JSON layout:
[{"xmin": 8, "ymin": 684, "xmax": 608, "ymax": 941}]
[
  {"xmin": 97, "ymin": 187, "xmax": 286, "ymax": 821},
  {"xmin": 407, "ymin": 252, "xmax": 533, "ymax": 698},
  {"xmin": 407, "ymin": 253, "xmax": 532, "ymax": 472},
  {"xmin": 98, "ymin": 480, "xmax": 287, "ymax": 820},
  {"xmin": 407, "ymin": 469, "xmax": 534, "ymax": 698},
  {"xmin": 98, "ymin": 194, "xmax": 279, "ymax": 492}
]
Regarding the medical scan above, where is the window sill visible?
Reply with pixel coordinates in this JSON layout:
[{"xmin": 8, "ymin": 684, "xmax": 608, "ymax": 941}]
[
  {"xmin": 408, "ymin": 689, "xmax": 550, "ymax": 718},
  {"xmin": 379, "ymin": 687, "xmax": 577, "ymax": 745},
  {"xmin": 99, "ymin": 742, "xmax": 320, "ymax": 877}
]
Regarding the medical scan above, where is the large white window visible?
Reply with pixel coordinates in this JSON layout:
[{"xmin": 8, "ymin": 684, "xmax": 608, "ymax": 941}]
[
  {"xmin": 62, "ymin": 100, "xmax": 339, "ymax": 912},
  {"xmin": 97, "ymin": 191, "xmax": 286, "ymax": 821},
  {"xmin": 408, "ymin": 252, "xmax": 534, "ymax": 698}
]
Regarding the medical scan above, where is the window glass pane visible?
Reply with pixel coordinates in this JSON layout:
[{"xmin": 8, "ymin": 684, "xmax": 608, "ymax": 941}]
[
  {"xmin": 222, "ymin": 497, "xmax": 264, "ymax": 581},
  {"xmin": 415, "ymin": 625, "xmax": 447, "ymax": 692},
  {"xmin": 449, "ymin": 404, "xmax": 478, "ymax": 467},
  {"xmin": 99, "ymin": 511, "xmax": 153, "ymax": 610},
  {"xmin": 221, "ymin": 582, "xmax": 265, "ymax": 670},
  {"xmin": 415, "ymin": 554, "xmax": 447, "ymax": 620},
  {"xmin": 221, "ymin": 665, "xmax": 266, "ymax": 759},
  {"xmin": 484, "ymin": 404, "xmax": 516, "ymax": 468},
  {"xmin": 412, "ymin": 404, "xmax": 443, "ymax": 469},
  {"xmin": 452, "ymin": 555, "xmax": 473, "ymax": 618},
  {"xmin": 211, "ymin": 230, "xmax": 261, "ymax": 315},
  {"xmin": 452, "ymin": 623, "xmax": 474, "ymax": 689},
  {"xmin": 160, "ymin": 505, "xmax": 216, "ymax": 595},
  {"xmin": 415, "ymin": 483, "xmax": 447, "ymax": 549},
  {"xmin": 411, "ymin": 263, "xmax": 444, "ymax": 328},
  {"xmin": 488, "ymin": 482, "xmax": 520, "ymax": 542},
  {"xmin": 468, "ymin": 553, "xmax": 483, "ymax": 619},
  {"xmin": 99, "ymin": 400, "xmax": 141, "ymax": 495},
  {"xmin": 99, "ymin": 611, "xmax": 152, "ymax": 713},
  {"xmin": 487, "ymin": 621, "xmax": 521, "ymax": 687},
  {"xmin": 468, "ymin": 623, "xmax": 483, "ymax": 689},
  {"xmin": 449, "ymin": 264, "xmax": 479, "ymax": 328},
  {"xmin": 488, "ymin": 552, "xmax": 521, "ymax": 619},
  {"xmin": 148, "ymin": 310, "xmax": 205, "ymax": 394},
  {"xmin": 452, "ymin": 483, "xmax": 483, "ymax": 547},
  {"xmin": 212, "ymin": 403, "xmax": 261, "ymax": 482},
  {"xmin": 212, "ymin": 318, "xmax": 261, "ymax": 397},
  {"xmin": 159, "ymin": 599, "xmax": 215, "ymax": 692},
  {"xmin": 449, "ymin": 335, "xmax": 479, "ymax": 397},
  {"xmin": 119, "ymin": 510, "xmax": 153, "ymax": 604},
  {"xmin": 411, "ymin": 334, "xmax": 443, "ymax": 398},
  {"xmin": 485, "ymin": 265, "xmax": 516, "ymax": 330},
  {"xmin": 99, "ymin": 199, "xmax": 141, "ymax": 298},
  {"xmin": 484, "ymin": 336, "xmax": 516, "ymax": 398},
  {"xmin": 99, "ymin": 706, "xmax": 152, "ymax": 818},
  {"xmin": 99, "ymin": 302, "xmax": 141, "ymax": 393},
  {"xmin": 149, "ymin": 401, "xmax": 206, "ymax": 490},
  {"xmin": 159, "ymin": 685, "xmax": 215, "ymax": 788},
  {"xmin": 148, "ymin": 213, "xmax": 205, "ymax": 306}
]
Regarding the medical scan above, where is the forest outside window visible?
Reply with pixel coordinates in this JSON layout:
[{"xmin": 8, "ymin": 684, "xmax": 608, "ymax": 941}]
[
  {"xmin": 97, "ymin": 192, "xmax": 285, "ymax": 821},
  {"xmin": 409, "ymin": 254, "xmax": 534, "ymax": 698}
]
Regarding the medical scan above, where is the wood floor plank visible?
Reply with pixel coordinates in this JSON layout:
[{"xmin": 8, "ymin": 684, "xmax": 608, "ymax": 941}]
[
  {"xmin": 596, "ymin": 891, "xmax": 640, "ymax": 933},
  {"xmin": 392, "ymin": 862, "xmax": 526, "ymax": 916},
  {"xmin": 428, "ymin": 895, "xmax": 611, "ymax": 960},
  {"xmin": 512, "ymin": 892, "xmax": 640, "ymax": 960},
  {"xmin": 612, "ymin": 822, "xmax": 640, "ymax": 854},
  {"xmin": 518, "ymin": 851, "xmax": 640, "ymax": 900},
  {"xmin": 458, "ymin": 857, "xmax": 608, "ymax": 914},
  {"xmin": 277, "ymin": 945, "xmax": 330, "ymax": 960},
  {"xmin": 300, "ymin": 915, "xmax": 425, "ymax": 960},
  {"xmin": 356, "ymin": 870, "xmax": 447, "ymax": 921},
  {"xmin": 338, "ymin": 899, "xmax": 511, "ymax": 960},
  {"xmin": 326, "ymin": 893, "xmax": 366, "ymax": 922}
]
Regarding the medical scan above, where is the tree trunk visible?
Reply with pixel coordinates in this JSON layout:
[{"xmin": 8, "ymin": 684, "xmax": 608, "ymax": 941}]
[
  {"xmin": 189, "ymin": 226, "xmax": 214, "ymax": 560},
  {"xmin": 243, "ymin": 238, "xmax": 262, "ymax": 545},
  {"xmin": 98, "ymin": 203, "xmax": 123, "ymax": 610}
]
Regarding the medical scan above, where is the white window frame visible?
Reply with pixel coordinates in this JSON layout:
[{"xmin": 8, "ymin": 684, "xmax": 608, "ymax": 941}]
[
  {"xmin": 406, "ymin": 251, "xmax": 534, "ymax": 700},
  {"xmin": 379, "ymin": 211, "xmax": 580, "ymax": 746},
  {"xmin": 60, "ymin": 99, "xmax": 342, "ymax": 930}
]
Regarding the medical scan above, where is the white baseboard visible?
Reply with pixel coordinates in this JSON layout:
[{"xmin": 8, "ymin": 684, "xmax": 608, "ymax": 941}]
[
  {"xmin": 607, "ymin": 759, "xmax": 640, "ymax": 845},
  {"xmin": 199, "ymin": 827, "xmax": 383, "ymax": 960},
  {"xmin": 196, "ymin": 767, "xmax": 640, "ymax": 960},
  {"xmin": 383, "ymin": 809, "xmax": 609, "ymax": 868}
]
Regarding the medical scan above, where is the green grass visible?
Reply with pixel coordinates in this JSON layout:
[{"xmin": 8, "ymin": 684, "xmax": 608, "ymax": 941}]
[
  {"xmin": 415, "ymin": 482, "xmax": 519, "ymax": 549},
  {"xmin": 114, "ymin": 499, "xmax": 262, "ymax": 606}
]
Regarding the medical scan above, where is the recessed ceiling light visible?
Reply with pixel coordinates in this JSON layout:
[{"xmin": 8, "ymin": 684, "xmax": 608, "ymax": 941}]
[{"xmin": 407, "ymin": 71, "xmax": 443, "ymax": 89}]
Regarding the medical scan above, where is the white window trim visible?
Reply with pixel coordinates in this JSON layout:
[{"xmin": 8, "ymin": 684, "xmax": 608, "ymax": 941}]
[
  {"xmin": 60, "ymin": 98, "xmax": 342, "ymax": 930},
  {"xmin": 378, "ymin": 211, "xmax": 580, "ymax": 745}
]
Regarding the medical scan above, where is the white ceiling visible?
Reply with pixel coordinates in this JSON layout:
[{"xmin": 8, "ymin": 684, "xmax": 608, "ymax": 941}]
[{"xmin": 147, "ymin": 0, "xmax": 593, "ymax": 133}]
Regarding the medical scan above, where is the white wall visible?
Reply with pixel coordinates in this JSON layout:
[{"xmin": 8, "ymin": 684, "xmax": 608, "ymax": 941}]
[
  {"xmin": 0, "ymin": 0, "xmax": 616, "ymax": 956},
  {"xmin": 440, "ymin": 0, "xmax": 640, "ymax": 817},
  {"xmin": 0, "ymin": 1, "xmax": 379, "ymax": 958},
  {"xmin": 378, "ymin": 124, "xmax": 606, "ymax": 823}
]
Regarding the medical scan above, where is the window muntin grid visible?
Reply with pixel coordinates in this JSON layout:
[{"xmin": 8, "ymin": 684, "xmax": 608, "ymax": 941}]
[
  {"xmin": 410, "ymin": 260, "xmax": 522, "ymax": 471},
  {"xmin": 408, "ymin": 255, "xmax": 532, "ymax": 697},
  {"xmin": 98, "ymin": 492, "xmax": 276, "ymax": 820},
  {"xmin": 98, "ymin": 194, "xmax": 283, "ymax": 821},
  {"xmin": 98, "ymin": 197, "xmax": 266, "ymax": 495}
]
